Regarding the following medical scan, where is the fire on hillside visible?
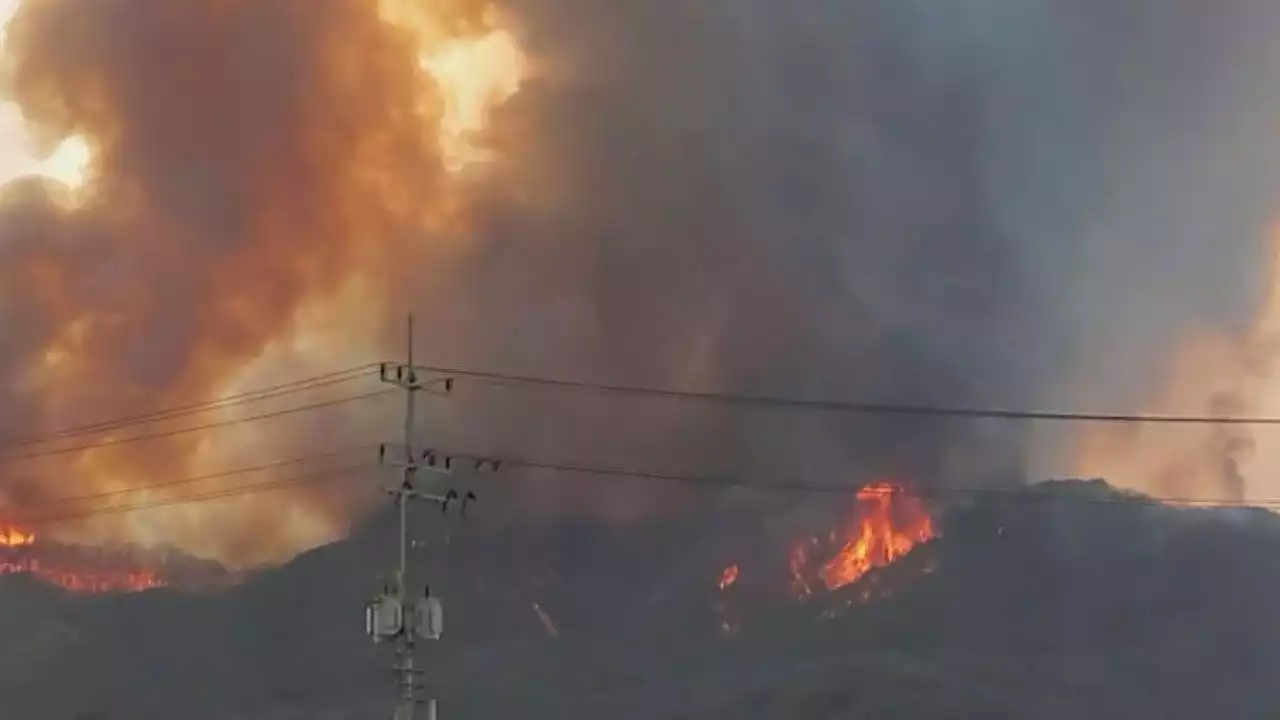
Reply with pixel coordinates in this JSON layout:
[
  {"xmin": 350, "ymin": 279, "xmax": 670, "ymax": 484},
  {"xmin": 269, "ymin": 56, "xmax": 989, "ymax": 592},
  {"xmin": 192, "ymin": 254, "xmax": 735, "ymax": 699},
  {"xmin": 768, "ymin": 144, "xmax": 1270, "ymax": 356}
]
[
  {"xmin": 0, "ymin": 523, "xmax": 230, "ymax": 593},
  {"xmin": 715, "ymin": 480, "xmax": 938, "ymax": 632},
  {"xmin": 789, "ymin": 481, "xmax": 936, "ymax": 599}
]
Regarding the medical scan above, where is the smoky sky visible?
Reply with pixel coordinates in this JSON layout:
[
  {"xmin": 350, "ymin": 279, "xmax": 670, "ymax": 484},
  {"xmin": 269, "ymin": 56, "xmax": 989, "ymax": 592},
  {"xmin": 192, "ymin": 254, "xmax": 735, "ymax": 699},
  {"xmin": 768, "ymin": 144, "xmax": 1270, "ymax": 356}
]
[
  {"xmin": 424, "ymin": 0, "xmax": 1280, "ymax": 512},
  {"xmin": 0, "ymin": 0, "xmax": 1276, "ymax": 560},
  {"xmin": 428, "ymin": 0, "xmax": 1031, "ymax": 510}
]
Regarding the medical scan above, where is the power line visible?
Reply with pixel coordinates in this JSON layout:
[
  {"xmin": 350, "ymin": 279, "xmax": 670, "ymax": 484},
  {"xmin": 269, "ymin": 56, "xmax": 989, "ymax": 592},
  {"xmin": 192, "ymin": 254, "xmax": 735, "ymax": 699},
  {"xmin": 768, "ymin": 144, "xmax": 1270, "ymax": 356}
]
[
  {"xmin": 4, "ymin": 448, "xmax": 1270, "ymax": 534},
  {"xmin": 0, "ymin": 363, "xmax": 378, "ymax": 449},
  {"xmin": 0, "ymin": 389, "xmax": 395, "ymax": 463},
  {"xmin": 13, "ymin": 464, "xmax": 375, "ymax": 528},
  {"xmin": 435, "ymin": 450, "xmax": 1280, "ymax": 510},
  {"xmin": 4, "ymin": 445, "xmax": 376, "ymax": 511},
  {"xmin": 413, "ymin": 364, "xmax": 1280, "ymax": 425}
]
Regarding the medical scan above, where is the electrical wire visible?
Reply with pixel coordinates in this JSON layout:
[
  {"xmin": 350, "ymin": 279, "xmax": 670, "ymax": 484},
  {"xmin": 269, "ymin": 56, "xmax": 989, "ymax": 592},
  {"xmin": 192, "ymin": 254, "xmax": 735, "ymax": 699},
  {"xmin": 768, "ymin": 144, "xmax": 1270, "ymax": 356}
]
[
  {"xmin": 416, "ymin": 364, "xmax": 1280, "ymax": 425},
  {"xmin": 0, "ymin": 362, "xmax": 379, "ymax": 449},
  {"xmin": 12, "ymin": 463, "xmax": 376, "ymax": 527},
  {"xmin": 5, "ymin": 448, "xmax": 1272, "ymax": 530},
  {"xmin": 441, "ymin": 450, "xmax": 1280, "ymax": 510},
  {"xmin": 0, "ymin": 389, "xmax": 395, "ymax": 463},
  {"xmin": 11, "ymin": 355, "xmax": 1280, "ymax": 527},
  {"xmin": 5, "ymin": 445, "xmax": 377, "ymax": 510}
]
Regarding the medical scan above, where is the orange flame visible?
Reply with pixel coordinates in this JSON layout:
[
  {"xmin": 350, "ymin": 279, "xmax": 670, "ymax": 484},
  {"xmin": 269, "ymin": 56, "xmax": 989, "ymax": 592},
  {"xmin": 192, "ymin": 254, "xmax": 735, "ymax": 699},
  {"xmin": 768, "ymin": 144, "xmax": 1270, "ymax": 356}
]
[
  {"xmin": 790, "ymin": 481, "xmax": 935, "ymax": 596},
  {"xmin": 0, "ymin": 525, "xmax": 34, "ymax": 547},
  {"xmin": 718, "ymin": 564, "xmax": 739, "ymax": 590},
  {"xmin": 0, "ymin": 524, "xmax": 166, "ymax": 593}
]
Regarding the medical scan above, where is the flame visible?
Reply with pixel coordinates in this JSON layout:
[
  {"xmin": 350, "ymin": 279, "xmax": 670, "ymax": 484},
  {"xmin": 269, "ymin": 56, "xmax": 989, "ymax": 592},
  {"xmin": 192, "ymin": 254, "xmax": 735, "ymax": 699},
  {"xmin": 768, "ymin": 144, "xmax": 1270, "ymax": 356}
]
[
  {"xmin": 0, "ymin": 524, "xmax": 165, "ymax": 593},
  {"xmin": 0, "ymin": 524, "xmax": 33, "ymax": 547},
  {"xmin": 790, "ymin": 482, "xmax": 936, "ymax": 596},
  {"xmin": 717, "ymin": 564, "xmax": 739, "ymax": 590}
]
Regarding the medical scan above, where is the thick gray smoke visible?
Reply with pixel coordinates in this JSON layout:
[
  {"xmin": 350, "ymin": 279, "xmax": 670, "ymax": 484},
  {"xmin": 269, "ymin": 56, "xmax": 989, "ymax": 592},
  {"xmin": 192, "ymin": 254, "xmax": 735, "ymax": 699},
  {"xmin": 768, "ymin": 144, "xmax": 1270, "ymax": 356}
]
[
  {"xmin": 426, "ymin": 0, "xmax": 1280, "ymax": 518},
  {"xmin": 429, "ymin": 0, "xmax": 1039, "ymax": 520}
]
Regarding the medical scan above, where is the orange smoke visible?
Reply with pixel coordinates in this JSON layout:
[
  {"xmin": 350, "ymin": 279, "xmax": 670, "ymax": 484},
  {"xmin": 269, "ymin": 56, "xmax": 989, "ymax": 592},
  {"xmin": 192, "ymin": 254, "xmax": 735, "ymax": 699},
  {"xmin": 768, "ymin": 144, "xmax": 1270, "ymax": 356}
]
[
  {"xmin": 0, "ymin": 0, "xmax": 526, "ymax": 565},
  {"xmin": 1073, "ymin": 223, "xmax": 1280, "ymax": 503},
  {"xmin": 790, "ymin": 481, "xmax": 935, "ymax": 597}
]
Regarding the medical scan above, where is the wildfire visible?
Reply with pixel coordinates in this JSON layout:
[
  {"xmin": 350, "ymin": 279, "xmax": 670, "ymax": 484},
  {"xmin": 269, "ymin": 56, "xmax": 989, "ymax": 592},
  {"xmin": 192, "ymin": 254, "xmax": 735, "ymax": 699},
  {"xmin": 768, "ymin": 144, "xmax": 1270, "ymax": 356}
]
[
  {"xmin": 790, "ymin": 481, "xmax": 935, "ymax": 597},
  {"xmin": 0, "ymin": 525, "xmax": 33, "ymax": 547},
  {"xmin": 0, "ymin": 524, "xmax": 166, "ymax": 593}
]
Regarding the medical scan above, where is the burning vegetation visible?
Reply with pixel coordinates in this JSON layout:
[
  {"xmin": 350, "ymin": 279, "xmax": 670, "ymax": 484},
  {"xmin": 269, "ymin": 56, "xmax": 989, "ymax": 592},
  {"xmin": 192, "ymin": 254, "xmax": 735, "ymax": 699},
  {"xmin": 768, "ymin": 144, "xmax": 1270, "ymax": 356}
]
[
  {"xmin": 789, "ymin": 481, "xmax": 936, "ymax": 599},
  {"xmin": 0, "ymin": 523, "xmax": 163, "ymax": 592},
  {"xmin": 0, "ymin": 522, "xmax": 229, "ymax": 594},
  {"xmin": 713, "ymin": 481, "xmax": 937, "ymax": 633}
]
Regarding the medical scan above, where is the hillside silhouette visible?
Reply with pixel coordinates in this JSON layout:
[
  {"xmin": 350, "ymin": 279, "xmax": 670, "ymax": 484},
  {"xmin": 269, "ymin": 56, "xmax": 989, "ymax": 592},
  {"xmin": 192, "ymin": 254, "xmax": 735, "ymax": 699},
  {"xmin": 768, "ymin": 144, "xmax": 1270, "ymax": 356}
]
[{"xmin": 2, "ymin": 479, "xmax": 1279, "ymax": 719}]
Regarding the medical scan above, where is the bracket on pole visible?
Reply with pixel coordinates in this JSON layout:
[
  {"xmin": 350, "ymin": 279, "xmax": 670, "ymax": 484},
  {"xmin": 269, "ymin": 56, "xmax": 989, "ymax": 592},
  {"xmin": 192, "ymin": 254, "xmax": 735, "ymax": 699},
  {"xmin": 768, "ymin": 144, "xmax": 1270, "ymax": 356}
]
[{"xmin": 379, "ymin": 362, "xmax": 455, "ymax": 397}]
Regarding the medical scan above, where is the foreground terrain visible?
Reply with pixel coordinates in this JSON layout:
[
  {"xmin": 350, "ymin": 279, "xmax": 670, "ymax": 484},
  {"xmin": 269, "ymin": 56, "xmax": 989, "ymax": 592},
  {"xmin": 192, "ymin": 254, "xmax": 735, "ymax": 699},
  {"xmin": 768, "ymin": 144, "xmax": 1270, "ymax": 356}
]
[{"xmin": 2, "ymin": 480, "xmax": 1278, "ymax": 719}]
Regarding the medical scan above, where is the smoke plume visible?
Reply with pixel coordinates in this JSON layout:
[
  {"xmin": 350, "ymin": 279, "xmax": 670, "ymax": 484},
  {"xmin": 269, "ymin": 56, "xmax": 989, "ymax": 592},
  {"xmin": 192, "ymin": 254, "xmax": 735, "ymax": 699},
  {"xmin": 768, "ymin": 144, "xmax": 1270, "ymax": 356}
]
[
  {"xmin": 0, "ymin": 0, "xmax": 510, "ymax": 562},
  {"xmin": 0, "ymin": 0, "xmax": 1277, "ymax": 565}
]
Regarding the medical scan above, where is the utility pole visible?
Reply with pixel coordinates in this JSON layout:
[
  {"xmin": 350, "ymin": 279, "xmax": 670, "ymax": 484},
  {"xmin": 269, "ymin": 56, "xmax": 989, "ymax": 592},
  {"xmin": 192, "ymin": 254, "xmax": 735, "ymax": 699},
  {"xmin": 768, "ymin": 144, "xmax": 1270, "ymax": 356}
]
[{"xmin": 366, "ymin": 316, "xmax": 475, "ymax": 720}]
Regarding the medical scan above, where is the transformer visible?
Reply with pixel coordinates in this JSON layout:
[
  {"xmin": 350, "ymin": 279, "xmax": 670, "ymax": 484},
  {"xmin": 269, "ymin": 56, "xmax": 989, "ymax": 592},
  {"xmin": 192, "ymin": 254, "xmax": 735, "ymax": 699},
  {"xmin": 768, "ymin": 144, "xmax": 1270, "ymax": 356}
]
[
  {"xmin": 365, "ymin": 593, "xmax": 404, "ymax": 642},
  {"xmin": 415, "ymin": 596, "xmax": 443, "ymax": 640}
]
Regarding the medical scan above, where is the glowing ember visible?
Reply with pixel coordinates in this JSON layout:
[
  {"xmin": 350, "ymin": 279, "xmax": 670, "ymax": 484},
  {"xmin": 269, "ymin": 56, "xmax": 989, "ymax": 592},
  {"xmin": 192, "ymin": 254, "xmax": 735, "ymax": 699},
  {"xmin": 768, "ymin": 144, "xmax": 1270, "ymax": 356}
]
[
  {"xmin": 790, "ymin": 481, "xmax": 935, "ymax": 596},
  {"xmin": 718, "ymin": 564, "xmax": 739, "ymax": 590},
  {"xmin": 714, "ymin": 564, "xmax": 743, "ymax": 634},
  {"xmin": 0, "ymin": 525, "xmax": 166, "ymax": 594}
]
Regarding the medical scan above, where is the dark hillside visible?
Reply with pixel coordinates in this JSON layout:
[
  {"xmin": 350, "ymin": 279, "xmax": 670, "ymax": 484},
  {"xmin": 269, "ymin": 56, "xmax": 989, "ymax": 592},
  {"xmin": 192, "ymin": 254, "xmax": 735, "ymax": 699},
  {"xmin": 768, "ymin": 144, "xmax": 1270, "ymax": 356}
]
[{"xmin": 3, "ymin": 481, "xmax": 1280, "ymax": 719}]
